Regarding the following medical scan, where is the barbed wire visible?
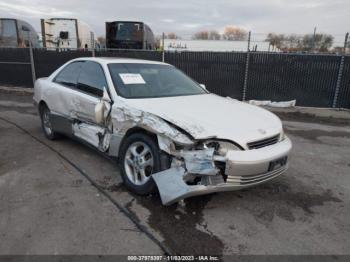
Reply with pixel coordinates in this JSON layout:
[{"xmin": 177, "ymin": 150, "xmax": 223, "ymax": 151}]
[{"xmin": 160, "ymin": 32, "xmax": 349, "ymax": 41}]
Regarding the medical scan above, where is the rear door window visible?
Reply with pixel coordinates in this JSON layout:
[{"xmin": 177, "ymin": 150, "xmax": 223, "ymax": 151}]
[
  {"xmin": 54, "ymin": 61, "xmax": 83, "ymax": 87},
  {"xmin": 77, "ymin": 61, "xmax": 107, "ymax": 97}
]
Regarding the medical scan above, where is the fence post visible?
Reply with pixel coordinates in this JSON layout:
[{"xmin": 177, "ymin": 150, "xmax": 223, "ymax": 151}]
[
  {"xmin": 343, "ymin": 32, "xmax": 349, "ymax": 54},
  {"xmin": 28, "ymin": 41, "xmax": 36, "ymax": 87},
  {"xmin": 91, "ymin": 32, "xmax": 95, "ymax": 57},
  {"xmin": 162, "ymin": 32, "xmax": 165, "ymax": 62},
  {"xmin": 332, "ymin": 55, "xmax": 345, "ymax": 108},
  {"xmin": 242, "ymin": 31, "xmax": 251, "ymax": 101},
  {"xmin": 312, "ymin": 27, "xmax": 317, "ymax": 53}
]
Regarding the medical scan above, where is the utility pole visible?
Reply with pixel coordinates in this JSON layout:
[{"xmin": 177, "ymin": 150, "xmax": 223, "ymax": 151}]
[
  {"xmin": 242, "ymin": 31, "xmax": 251, "ymax": 101},
  {"xmin": 91, "ymin": 32, "xmax": 95, "ymax": 57},
  {"xmin": 344, "ymin": 32, "xmax": 349, "ymax": 54},
  {"xmin": 162, "ymin": 32, "xmax": 165, "ymax": 62},
  {"xmin": 23, "ymin": 28, "xmax": 36, "ymax": 87},
  {"xmin": 247, "ymin": 31, "xmax": 251, "ymax": 52},
  {"xmin": 333, "ymin": 32, "xmax": 348, "ymax": 108},
  {"xmin": 312, "ymin": 26, "xmax": 317, "ymax": 52}
]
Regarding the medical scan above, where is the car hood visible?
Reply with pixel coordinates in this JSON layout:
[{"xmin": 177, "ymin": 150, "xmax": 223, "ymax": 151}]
[{"xmin": 124, "ymin": 94, "xmax": 283, "ymax": 148}]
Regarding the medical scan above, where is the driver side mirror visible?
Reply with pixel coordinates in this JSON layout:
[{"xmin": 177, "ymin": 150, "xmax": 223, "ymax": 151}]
[
  {"xmin": 200, "ymin": 84, "xmax": 206, "ymax": 90},
  {"xmin": 95, "ymin": 87, "xmax": 112, "ymax": 125}
]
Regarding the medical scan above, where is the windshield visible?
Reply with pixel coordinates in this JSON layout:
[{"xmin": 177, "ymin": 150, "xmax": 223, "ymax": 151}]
[
  {"xmin": 108, "ymin": 63, "xmax": 208, "ymax": 98},
  {"xmin": 116, "ymin": 23, "xmax": 142, "ymax": 41}
]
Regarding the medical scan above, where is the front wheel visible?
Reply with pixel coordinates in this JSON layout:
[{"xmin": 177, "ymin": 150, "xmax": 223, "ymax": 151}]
[{"xmin": 119, "ymin": 133, "xmax": 169, "ymax": 195}]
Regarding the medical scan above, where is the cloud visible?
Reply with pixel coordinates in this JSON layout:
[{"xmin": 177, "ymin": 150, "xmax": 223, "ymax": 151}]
[
  {"xmin": 0, "ymin": 2, "xmax": 74, "ymax": 17},
  {"xmin": 162, "ymin": 19, "xmax": 175, "ymax": 23},
  {"xmin": 182, "ymin": 23, "xmax": 203, "ymax": 29},
  {"xmin": 0, "ymin": 0, "xmax": 348, "ymax": 42}
]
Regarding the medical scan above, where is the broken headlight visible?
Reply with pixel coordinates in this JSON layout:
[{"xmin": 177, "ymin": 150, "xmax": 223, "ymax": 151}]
[{"xmin": 205, "ymin": 140, "xmax": 241, "ymax": 156}]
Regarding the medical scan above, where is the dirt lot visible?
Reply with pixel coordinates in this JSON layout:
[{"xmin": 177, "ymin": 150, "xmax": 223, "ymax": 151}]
[{"xmin": 0, "ymin": 92, "xmax": 350, "ymax": 256}]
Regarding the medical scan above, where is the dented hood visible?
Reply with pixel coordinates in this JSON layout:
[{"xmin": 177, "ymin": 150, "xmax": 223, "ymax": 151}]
[{"xmin": 124, "ymin": 94, "xmax": 282, "ymax": 148}]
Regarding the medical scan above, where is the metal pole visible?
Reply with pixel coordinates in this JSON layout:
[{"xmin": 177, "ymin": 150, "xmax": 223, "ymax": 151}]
[
  {"xmin": 91, "ymin": 32, "xmax": 95, "ymax": 57},
  {"xmin": 28, "ymin": 32, "xmax": 36, "ymax": 87},
  {"xmin": 162, "ymin": 32, "xmax": 165, "ymax": 62},
  {"xmin": 312, "ymin": 26, "xmax": 317, "ymax": 52},
  {"xmin": 242, "ymin": 31, "xmax": 251, "ymax": 101},
  {"xmin": 343, "ymin": 32, "xmax": 349, "ymax": 54},
  {"xmin": 332, "ymin": 55, "xmax": 345, "ymax": 108},
  {"xmin": 247, "ymin": 31, "xmax": 251, "ymax": 52}
]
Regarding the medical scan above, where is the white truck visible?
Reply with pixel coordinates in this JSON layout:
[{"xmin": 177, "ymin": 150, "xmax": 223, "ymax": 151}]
[{"xmin": 41, "ymin": 18, "xmax": 95, "ymax": 49}]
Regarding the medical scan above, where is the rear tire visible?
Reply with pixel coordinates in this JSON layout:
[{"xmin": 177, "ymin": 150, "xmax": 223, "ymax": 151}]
[
  {"xmin": 40, "ymin": 105, "xmax": 59, "ymax": 140},
  {"xmin": 119, "ymin": 132, "xmax": 170, "ymax": 195}
]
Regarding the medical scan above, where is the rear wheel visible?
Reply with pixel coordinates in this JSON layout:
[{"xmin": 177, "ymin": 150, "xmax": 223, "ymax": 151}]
[
  {"xmin": 119, "ymin": 133, "xmax": 169, "ymax": 195},
  {"xmin": 40, "ymin": 105, "xmax": 59, "ymax": 140}
]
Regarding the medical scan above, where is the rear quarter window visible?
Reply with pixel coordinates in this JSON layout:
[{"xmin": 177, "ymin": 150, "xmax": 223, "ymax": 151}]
[{"xmin": 54, "ymin": 61, "xmax": 83, "ymax": 87}]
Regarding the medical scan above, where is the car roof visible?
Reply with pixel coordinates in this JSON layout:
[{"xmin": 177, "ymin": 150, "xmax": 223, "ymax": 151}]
[{"xmin": 71, "ymin": 57, "xmax": 169, "ymax": 66}]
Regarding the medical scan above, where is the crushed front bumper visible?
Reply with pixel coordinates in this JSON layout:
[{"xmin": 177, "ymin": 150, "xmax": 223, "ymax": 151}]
[{"xmin": 153, "ymin": 137, "xmax": 292, "ymax": 205}]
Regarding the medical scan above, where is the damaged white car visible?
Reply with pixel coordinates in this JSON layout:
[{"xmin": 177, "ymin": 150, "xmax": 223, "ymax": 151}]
[{"xmin": 33, "ymin": 57, "xmax": 292, "ymax": 205}]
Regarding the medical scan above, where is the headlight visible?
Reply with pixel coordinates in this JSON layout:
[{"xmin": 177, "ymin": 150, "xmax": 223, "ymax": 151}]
[{"xmin": 204, "ymin": 140, "xmax": 241, "ymax": 156}]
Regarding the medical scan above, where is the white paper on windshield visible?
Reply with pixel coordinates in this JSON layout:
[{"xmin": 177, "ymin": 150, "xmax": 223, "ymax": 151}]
[{"xmin": 119, "ymin": 73, "xmax": 146, "ymax": 85}]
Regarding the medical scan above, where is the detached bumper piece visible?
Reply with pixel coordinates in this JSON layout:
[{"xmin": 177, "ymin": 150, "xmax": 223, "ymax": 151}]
[
  {"xmin": 153, "ymin": 165, "xmax": 288, "ymax": 206},
  {"xmin": 152, "ymin": 137, "xmax": 292, "ymax": 206}
]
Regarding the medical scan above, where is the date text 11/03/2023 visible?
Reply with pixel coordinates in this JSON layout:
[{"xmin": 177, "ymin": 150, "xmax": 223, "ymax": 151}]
[{"xmin": 127, "ymin": 255, "xmax": 220, "ymax": 261}]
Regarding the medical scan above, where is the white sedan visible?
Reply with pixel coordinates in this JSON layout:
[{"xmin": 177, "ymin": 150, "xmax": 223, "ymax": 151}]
[{"xmin": 33, "ymin": 57, "xmax": 292, "ymax": 205}]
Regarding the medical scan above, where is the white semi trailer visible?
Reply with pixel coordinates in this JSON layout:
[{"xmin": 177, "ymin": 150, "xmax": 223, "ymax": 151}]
[{"xmin": 41, "ymin": 18, "xmax": 95, "ymax": 49}]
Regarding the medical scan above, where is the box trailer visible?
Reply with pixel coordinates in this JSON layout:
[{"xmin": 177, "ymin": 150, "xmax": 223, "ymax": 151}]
[
  {"xmin": 106, "ymin": 21, "xmax": 156, "ymax": 50},
  {"xmin": 41, "ymin": 18, "xmax": 95, "ymax": 49}
]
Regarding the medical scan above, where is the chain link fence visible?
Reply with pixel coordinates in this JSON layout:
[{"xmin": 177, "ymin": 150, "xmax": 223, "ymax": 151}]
[{"xmin": 0, "ymin": 47, "xmax": 349, "ymax": 109}]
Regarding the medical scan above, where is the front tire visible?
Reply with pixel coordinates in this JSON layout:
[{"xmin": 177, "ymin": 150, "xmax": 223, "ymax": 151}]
[
  {"xmin": 40, "ymin": 105, "xmax": 59, "ymax": 140},
  {"xmin": 119, "ymin": 133, "xmax": 169, "ymax": 195}
]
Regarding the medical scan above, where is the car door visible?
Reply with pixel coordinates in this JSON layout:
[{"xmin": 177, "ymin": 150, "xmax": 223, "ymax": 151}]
[
  {"xmin": 47, "ymin": 61, "xmax": 84, "ymax": 119},
  {"xmin": 71, "ymin": 61, "xmax": 108, "ymax": 124},
  {"xmin": 70, "ymin": 61, "xmax": 111, "ymax": 150}
]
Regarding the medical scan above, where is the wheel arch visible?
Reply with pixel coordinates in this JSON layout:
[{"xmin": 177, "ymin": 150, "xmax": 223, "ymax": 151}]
[
  {"xmin": 38, "ymin": 100, "xmax": 49, "ymax": 114},
  {"xmin": 117, "ymin": 126, "xmax": 158, "ymax": 157},
  {"xmin": 116, "ymin": 126, "xmax": 171, "ymax": 169}
]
